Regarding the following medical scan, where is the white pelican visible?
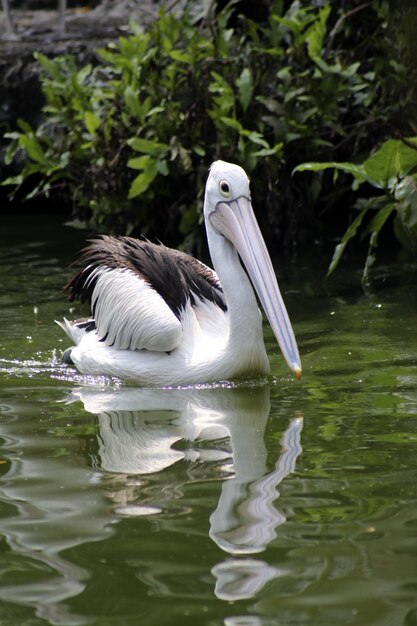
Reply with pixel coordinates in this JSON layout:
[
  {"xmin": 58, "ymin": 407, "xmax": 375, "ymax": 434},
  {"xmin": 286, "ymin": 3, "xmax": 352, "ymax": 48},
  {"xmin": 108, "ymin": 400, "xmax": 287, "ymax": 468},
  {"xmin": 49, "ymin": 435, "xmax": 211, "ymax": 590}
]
[{"xmin": 58, "ymin": 160, "xmax": 301, "ymax": 386}]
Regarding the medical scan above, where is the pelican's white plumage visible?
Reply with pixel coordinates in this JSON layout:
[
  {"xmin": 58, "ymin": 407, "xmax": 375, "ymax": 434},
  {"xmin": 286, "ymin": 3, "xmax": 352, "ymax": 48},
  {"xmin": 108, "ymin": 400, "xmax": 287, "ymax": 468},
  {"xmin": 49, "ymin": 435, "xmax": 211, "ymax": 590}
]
[{"xmin": 58, "ymin": 160, "xmax": 301, "ymax": 386}]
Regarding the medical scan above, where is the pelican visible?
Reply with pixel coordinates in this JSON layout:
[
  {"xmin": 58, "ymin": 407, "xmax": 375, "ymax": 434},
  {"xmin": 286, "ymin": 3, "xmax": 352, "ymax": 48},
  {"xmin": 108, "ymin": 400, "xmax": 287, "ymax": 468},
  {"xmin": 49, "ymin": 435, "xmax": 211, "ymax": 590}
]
[{"xmin": 58, "ymin": 160, "xmax": 301, "ymax": 386}]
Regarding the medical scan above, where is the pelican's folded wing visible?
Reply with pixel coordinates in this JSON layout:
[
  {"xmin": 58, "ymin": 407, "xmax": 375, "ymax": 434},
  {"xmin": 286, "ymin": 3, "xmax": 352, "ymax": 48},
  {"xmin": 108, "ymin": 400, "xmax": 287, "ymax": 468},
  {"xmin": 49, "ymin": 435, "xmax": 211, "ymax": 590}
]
[
  {"xmin": 85, "ymin": 266, "xmax": 182, "ymax": 352},
  {"xmin": 64, "ymin": 235, "xmax": 226, "ymax": 353}
]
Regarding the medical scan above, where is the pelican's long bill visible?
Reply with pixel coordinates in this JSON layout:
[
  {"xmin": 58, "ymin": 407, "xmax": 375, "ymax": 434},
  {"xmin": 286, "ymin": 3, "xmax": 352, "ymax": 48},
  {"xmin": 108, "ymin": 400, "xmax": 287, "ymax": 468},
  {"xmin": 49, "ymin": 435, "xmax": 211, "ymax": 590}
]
[{"xmin": 210, "ymin": 196, "xmax": 302, "ymax": 380}]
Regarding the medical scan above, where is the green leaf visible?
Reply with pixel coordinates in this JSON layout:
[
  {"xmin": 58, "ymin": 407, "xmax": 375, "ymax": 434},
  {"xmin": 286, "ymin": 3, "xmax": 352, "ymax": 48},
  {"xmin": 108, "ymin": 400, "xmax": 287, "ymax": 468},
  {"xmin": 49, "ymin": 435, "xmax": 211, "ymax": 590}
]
[
  {"xmin": 124, "ymin": 85, "xmax": 142, "ymax": 120},
  {"xmin": 252, "ymin": 143, "xmax": 283, "ymax": 158},
  {"xmin": 295, "ymin": 140, "xmax": 417, "ymax": 198},
  {"xmin": 127, "ymin": 155, "xmax": 150, "ymax": 170},
  {"xmin": 128, "ymin": 172, "xmax": 154, "ymax": 198},
  {"xmin": 127, "ymin": 160, "xmax": 158, "ymax": 198},
  {"xmin": 146, "ymin": 106, "xmax": 165, "ymax": 118},
  {"xmin": 34, "ymin": 52, "xmax": 62, "ymax": 81},
  {"xmin": 219, "ymin": 116, "xmax": 242, "ymax": 132},
  {"xmin": 16, "ymin": 119, "xmax": 33, "ymax": 134},
  {"xmin": 19, "ymin": 135, "xmax": 48, "ymax": 165},
  {"xmin": 1, "ymin": 174, "xmax": 24, "ymax": 187},
  {"xmin": 246, "ymin": 132, "xmax": 269, "ymax": 148},
  {"xmin": 77, "ymin": 64, "xmax": 92, "ymax": 85},
  {"xmin": 363, "ymin": 138, "xmax": 417, "ymax": 188},
  {"xmin": 293, "ymin": 161, "xmax": 367, "ymax": 183},
  {"xmin": 169, "ymin": 50, "xmax": 191, "ymax": 64},
  {"xmin": 128, "ymin": 137, "xmax": 168, "ymax": 154},
  {"xmin": 305, "ymin": 4, "xmax": 331, "ymax": 62},
  {"xmin": 327, "ymin": 208, "xmax": 368, "ymax": 276},
  {"xmin": 235, "ymin": 68, "xmax": 253, "ymax": 112},
  {"xmin": 84, "ymin": 111, "xmax": 101, "ymax": 135},
  {"xmin": 3, "ymin": 131, "xmax": 20, "ymax": 140},
  {"xmin": 128, "ymin": 19, "xmax": 143, "ymax": 36},
  {"xmin": 363, "ymin": 202, "xmax": 395, "ymax": 238},
  {"xmin": 361, "ymin": 203, "xmax": 395, "ymax": 283},
  {"xmin": 393, "ymin": 175, "xmax": 417, "ymax": 252},
  {"xmin": 157, "ymin": 158, "xmax": 169, "ymax": 176}
]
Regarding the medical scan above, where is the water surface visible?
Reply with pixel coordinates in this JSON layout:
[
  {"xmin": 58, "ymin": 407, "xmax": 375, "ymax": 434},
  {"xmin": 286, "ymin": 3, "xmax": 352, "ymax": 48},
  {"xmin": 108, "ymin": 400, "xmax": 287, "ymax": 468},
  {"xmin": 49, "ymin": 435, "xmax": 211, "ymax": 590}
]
[{"xmin": 0, "ymin": 214, "xmax": 416, "ymax": 626}]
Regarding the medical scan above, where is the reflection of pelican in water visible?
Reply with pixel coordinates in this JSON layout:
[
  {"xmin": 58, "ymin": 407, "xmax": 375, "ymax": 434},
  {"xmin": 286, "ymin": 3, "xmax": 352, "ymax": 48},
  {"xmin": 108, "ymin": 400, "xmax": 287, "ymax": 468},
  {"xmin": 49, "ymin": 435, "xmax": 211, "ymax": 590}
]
[
  {"xmin": 70, "ymin": 384, "xmax": 303, "ymax": 600},
  {"xmin": 0, "ymin": 384, "xmax": 303, "ymax": 616}
]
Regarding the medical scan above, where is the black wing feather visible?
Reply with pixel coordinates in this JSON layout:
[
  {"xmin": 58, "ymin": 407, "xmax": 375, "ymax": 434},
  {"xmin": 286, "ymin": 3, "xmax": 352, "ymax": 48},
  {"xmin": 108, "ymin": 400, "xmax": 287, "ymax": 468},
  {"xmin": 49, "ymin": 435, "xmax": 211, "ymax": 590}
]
[{"xmin": 65, "ymin": 235, "xmax": 227, "ymax": 319}]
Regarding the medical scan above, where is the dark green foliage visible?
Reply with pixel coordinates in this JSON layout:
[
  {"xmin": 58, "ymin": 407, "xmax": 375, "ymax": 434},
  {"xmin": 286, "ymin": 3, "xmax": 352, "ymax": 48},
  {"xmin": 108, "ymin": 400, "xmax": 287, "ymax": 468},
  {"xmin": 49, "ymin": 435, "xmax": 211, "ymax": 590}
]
[
  {"xmin": 2, "ymin": 1, "xmax": 413, "ymax": 269},
  {"xmin": 293, "ymin": 1, "xmax": 417, "ymax": 278},
  {"xmin": 295, "ymin": 137, "xmax": 417, "ymax": 280}
]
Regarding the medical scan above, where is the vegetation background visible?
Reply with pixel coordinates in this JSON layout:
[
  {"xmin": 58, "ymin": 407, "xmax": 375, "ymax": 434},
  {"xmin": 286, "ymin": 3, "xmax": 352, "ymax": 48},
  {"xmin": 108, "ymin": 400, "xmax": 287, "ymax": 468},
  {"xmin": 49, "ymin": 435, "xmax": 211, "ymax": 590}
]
[{"xmin": 1, "ymin": 0, "xmax": 416, "ymax": 280}]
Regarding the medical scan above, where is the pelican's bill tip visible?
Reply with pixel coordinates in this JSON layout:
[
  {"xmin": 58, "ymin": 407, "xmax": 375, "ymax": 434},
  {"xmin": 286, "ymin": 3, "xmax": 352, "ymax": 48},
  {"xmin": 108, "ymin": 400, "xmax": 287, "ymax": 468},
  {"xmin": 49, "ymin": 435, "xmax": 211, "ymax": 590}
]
[{"xmin": 294, "ymin": 365, "xmax": 302, "ymax": 381}]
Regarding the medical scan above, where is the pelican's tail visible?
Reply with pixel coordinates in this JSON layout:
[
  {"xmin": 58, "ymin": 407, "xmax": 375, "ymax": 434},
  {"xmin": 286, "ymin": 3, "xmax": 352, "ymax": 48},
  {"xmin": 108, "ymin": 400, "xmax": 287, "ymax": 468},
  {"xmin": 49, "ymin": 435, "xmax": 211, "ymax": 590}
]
[{"xmin": 55, "ymin": 318, "xmax": 96, "ymax": 345}]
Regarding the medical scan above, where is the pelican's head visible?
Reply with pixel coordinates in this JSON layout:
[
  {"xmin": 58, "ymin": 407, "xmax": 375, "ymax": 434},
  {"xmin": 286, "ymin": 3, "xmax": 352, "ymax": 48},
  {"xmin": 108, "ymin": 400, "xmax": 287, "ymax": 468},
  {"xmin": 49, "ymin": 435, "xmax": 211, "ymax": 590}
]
[
  {"xmin": 204, "ymin": 161, "xmax": 251, "ymax": 214},
  {"xmin": 204, "ymin": 160, "xmax": 302, "ymax": 380}
]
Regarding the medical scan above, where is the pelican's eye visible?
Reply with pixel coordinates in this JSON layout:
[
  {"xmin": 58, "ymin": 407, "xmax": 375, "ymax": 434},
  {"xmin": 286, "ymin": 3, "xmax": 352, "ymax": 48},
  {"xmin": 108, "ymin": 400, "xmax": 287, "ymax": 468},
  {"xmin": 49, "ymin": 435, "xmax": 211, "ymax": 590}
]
[{"xmin": 219, "ymin": 180, "xmax": 231, "ymax": 198}]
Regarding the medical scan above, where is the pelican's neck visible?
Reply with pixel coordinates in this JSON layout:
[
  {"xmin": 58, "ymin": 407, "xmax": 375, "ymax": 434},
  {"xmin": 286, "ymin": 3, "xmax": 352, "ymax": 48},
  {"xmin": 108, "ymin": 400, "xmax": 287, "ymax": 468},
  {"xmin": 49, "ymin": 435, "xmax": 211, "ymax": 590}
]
[{"xmin": 206, "ymin": 221, "xmax": 263, "ymax": 344}]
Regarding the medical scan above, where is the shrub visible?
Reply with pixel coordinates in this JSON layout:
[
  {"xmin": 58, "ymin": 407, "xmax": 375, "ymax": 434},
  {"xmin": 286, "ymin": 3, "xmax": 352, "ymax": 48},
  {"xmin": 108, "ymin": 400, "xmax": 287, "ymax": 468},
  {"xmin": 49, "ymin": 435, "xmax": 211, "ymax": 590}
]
[
  {"xmin": 2, "ymin": 1, "xmax": 409, "ymax": 265},
  {"xmin": 295, "ymin": 137, "xmax": 417, "ymax": 281}
]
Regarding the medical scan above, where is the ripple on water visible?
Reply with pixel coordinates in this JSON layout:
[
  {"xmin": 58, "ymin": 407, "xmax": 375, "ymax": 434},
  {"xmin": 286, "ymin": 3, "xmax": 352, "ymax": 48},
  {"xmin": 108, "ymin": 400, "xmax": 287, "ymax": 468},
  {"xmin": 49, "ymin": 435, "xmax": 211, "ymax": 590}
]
[{"xmin": 1, "ymin": 218, "xmax": 417, "ymax": 626}]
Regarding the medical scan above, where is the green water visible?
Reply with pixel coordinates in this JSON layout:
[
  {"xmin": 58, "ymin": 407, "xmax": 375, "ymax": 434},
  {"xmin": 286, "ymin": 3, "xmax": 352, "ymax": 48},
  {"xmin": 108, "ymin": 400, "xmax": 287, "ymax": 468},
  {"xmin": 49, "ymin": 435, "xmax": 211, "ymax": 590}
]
[{"xmin": 0, "ymin": 214, "xmax": 417, "ymax": 626}]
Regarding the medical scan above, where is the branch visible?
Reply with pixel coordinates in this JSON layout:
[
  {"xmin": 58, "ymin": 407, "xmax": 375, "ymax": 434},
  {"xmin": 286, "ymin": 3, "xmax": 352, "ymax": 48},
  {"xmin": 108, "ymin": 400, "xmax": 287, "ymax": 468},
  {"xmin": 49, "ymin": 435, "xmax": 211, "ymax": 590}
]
[{"xmin": 325, "ymin": 3, "xmax": 372, "ymax": 58}]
